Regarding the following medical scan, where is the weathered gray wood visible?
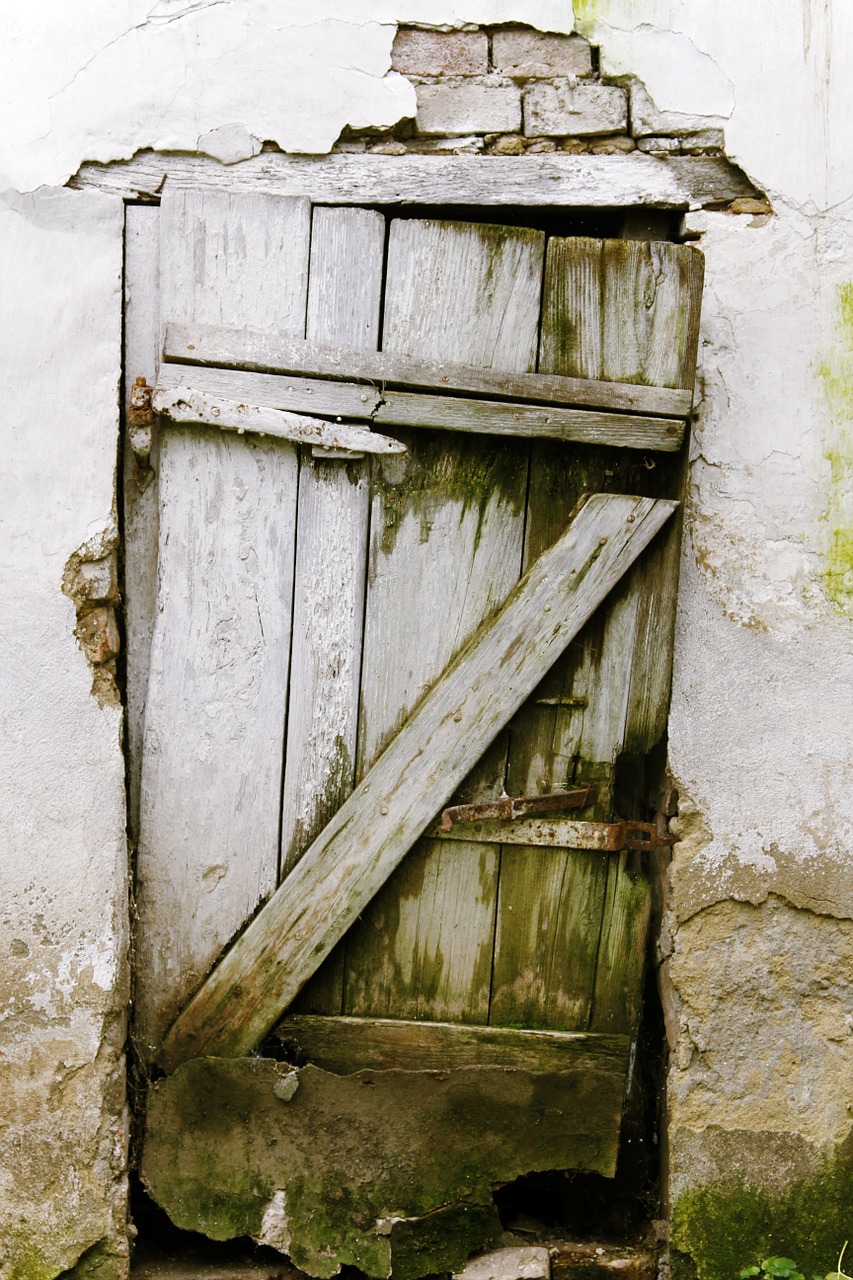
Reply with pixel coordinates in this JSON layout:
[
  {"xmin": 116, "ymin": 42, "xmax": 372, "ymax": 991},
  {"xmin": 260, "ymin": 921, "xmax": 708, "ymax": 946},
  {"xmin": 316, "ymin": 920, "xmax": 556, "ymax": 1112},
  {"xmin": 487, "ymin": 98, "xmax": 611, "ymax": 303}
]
[
  {"xmin": 383, "ymin": 219, "xmax": 544, "ymax": 368},
  {"xmin": 123, "ymin": 204, "xmax": 161, "ymax": 841},
  {"xmin": 135, "ymin": 191, "xmax": 310, "ymax": 1057},
  {"xmin": 151, "ymin": 384, "xmax": 404, "ymax": 453},
  {"xmin": 602, "ymin": 239, "xmax": 704, "ymax": 391},
  {"xmin": 73, "ymin": 152, "xmax": 759, "ymax": 210},
  {"xmin": 276, "ymin": 1014, "xmax": 629, "ymax": 1074},
  {"xmin": 164, "ymin": 320, "xmax": 693, "ymax": 418},
  {"xmin": 279, "ymin": 208, "xmax": 384, "ymax": 1023},
  {"xmin": 159, "ymin": 492, "xmax": 677, "ymax": 1068},
  {"xmin": 374, "ymin": 390, "xmax": 683, "ymax": 450},
  {"xmin": 343, "ymin": 219, "xmax": 541, "ymax": 1023},
  {"xmin": 159, "ymin": 360, "xmax": 681, "ymax": 449},
  {"xmin": 156, "ymin": 357, "xmax": 381, "ymax": 417}
]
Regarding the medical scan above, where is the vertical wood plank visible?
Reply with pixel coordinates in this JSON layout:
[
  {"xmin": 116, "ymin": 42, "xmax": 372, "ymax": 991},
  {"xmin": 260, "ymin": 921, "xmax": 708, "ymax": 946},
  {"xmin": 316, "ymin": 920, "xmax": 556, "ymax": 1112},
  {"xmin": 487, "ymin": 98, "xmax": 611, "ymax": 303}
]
[
  {"xmin": 134, "ymin": 191, "xmax": 310, "ymax": 1056},
  {"xmin": 602, "ymin": 239, "xmax": 704, "ymax": 391},
  {"xmin": 280, "ymin": 208, "xmax": 384, "ymax": 877},
  {"xmin": 491, "ymin": 235, "xmax": 701, "ymax": 1035},
  {"xmin": 123, "ymin": 204, "xmax": 161, "ymax": 840},
  {"xmin": 343, "ymin": 219, "xmax": 544, "ymax": 1025},
  {"xmin": 282, "ymin": 207, "xmax": 385, "ymax": 1017},
  {"xmin": 589, "ymin": 851, "xmax": 653, "ymax": 1035},
  {"xmin": 489, "ymin": 848, "xmax": 609, "ymax": 1031}
]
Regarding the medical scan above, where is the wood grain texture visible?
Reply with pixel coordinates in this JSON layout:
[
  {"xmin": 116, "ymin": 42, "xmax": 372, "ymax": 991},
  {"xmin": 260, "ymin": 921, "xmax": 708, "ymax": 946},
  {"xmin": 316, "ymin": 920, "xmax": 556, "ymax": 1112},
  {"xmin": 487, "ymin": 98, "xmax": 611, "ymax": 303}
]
[
  {"xmin": 589, "ymin": 851, "xmax": 652, "ymax": 1036},
  {"xmin": 74, "ymin": 152, "xmax": 758, "ymax": 210},
  {"xmin": 374, "ymin": 391, "xmax": 683, "ymax": 450},
  {"xmin": 490, "ymin": 848, "xmax": 610, "ymax": 1032},
  {"xmin": 279, "ymin": 209, "xmax": 385, "ymax": 1018},
  {"xmin": 164, "ymin": 320, "xmax": 693, "ymax": 417},
  {"xmin": 343, "ymin": 219, "xmax": 542, "ymax": 1024},
  {"xmin": 276, "ymin": 1014, "xmax": 630, "ymax": 1074},
  {"xmin": 157, "ymin": 360, "xmax": 382, "ymax": 419},
  {"xmin": 602, "ymin": 239, "xmax": 704, "ymax": 391},
  {"xmin": 159, "ymin": 492, "xmax": 677, "ymax": 1068},
  {"xmin": 343, "ymin": 839, "xmax": 500, "ymax": 1023},
  {"xmin": 123, "ymin": 204, "xmax": 161, "ymax": 840},
  {"xmin": 151, "ymin": 384, "xmax": 404, "ymax": 453},
  {"xmin": 158, "ymin": 360, "xmax": 681, "ymax": 449},
  {"xmin": 134, "ymin": 191, "xmax": 310, "ymax": 1056}
]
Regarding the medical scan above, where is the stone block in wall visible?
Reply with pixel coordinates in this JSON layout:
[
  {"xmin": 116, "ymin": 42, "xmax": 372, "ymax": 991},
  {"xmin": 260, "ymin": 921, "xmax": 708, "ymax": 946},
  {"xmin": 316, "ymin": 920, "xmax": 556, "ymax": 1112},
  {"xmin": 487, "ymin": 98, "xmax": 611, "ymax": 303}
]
[
  {"xmin": 392, "ymin": 28, "xmax": 488, "ymax": 76},
  {"xmin": 629, "ymin": 77, "xmax": 725, "ymax": 138},
  {"xmin": 492, "ymin": 30, "xmax": 592, "ymax": 78},
  {"xmin": 637, "ymin": 136, "xmax": 681, "ymax": 154},
  {"xmin": 523, "ymin": 82, "xmax": 627, "ymax": 137},
  {"xmin": 416, "ymin": 83, "xmax": 521, "ymax": 136}
]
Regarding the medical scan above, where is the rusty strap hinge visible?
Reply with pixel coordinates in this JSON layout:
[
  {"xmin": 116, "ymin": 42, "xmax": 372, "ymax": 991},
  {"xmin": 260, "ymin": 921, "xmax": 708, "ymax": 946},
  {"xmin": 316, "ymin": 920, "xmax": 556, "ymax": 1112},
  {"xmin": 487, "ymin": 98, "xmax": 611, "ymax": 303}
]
[{"xmin": 439, "ymin": 787, "xmax": 595, "ymax": 832}]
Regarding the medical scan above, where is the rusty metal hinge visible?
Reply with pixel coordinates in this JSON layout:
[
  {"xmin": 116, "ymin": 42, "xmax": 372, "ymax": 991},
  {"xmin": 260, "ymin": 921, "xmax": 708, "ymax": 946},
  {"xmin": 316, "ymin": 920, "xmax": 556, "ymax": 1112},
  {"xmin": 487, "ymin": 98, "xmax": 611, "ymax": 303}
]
[{"xmin": 439, "ymin": 787, "xmax": 596, "ymax": 832}]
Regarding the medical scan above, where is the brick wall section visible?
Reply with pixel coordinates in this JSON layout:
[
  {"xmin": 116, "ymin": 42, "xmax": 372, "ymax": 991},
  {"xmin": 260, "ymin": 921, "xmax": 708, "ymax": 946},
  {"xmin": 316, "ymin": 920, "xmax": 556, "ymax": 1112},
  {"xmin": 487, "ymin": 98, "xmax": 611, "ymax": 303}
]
[{"xmin": 334, "ymin": 25, "xmax": 725, "ymax": 159}]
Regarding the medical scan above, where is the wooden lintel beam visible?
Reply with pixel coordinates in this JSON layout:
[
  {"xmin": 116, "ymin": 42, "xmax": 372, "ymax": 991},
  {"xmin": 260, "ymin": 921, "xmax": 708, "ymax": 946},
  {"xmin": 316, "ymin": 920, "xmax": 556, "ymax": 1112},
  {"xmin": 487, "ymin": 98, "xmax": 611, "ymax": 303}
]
[{"xmin": 159, "ymin": 492, "xmax": 677, "ymax": 1070}]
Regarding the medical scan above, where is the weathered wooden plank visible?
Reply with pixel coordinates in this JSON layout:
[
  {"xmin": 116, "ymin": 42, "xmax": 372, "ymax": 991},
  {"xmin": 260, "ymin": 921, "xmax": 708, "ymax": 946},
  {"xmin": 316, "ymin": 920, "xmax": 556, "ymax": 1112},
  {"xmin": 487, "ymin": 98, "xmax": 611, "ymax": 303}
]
[
  {"xmin": 589, "ymin": 851, "xmax": 653, "ymax": 1035},
  {"xmin": 280, "ymin": 207, "xmax": 385, "ymax": 1018},
  {"xmin": 134, "ymin": 191, "xmax": 310, "ymax": 1057},
  {"xmin": 157, "ymin": 360, "xmax": 683, "ymax": 450},
  {"xmin": 489, "ymin": 848, "xmax": 610, "ymax": 1031},
  {"xmin": 159, "ymin": 492, "xmax": 677, "ymax": 1068},
  {"xmin": 602, "ymin": 239, "xmax": 704, "ymax": 391},
  {"xmin": 383, "ymin": 219, "xmax": 544, "ymax": 368},
  {"xmin": 157, "ymin": 359, "xmax": 381, "ymax": 419},
  {"xmin": 343, "ymin": 839, "xmax": 499, "ymax": 1022},
  {"xmin": 151, "ymin": 384, "xmax": 404, "ymax": 453},
  {"xmin": 73, "ymin": 152, "xmax": 759, "ymax": 210},
  {"xmin": 279, "ymin": 210, "xmax": 385, "ymax": 875},
  {"xmin": 164, "ymin": 320, "xmax": 693, "ymax": 417},
  {"xmin": 374, "ymin": 390, "xmax": 684, "ymax": 450},
  {"xmin": 276, "ymin": 1014, "xmax": 629, "ymax": 1074},
  {"xmin": 123, "ymin": 204, "xmax": 161, "ymax": 841},
  {"xmin": 540, "ymin": 237, "xmax": 603, "ymax": 383},
  {"xmin": 343, "ymin": 219, "xmax": 542, "ymax": 1024}
]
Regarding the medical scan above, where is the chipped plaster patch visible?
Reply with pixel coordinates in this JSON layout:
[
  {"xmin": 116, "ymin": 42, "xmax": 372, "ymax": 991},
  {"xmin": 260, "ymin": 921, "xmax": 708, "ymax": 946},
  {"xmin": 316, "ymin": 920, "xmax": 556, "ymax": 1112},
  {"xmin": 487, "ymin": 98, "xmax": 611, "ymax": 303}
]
[
  {"xmin": 1, "ymin": 2, "xmax": 571, "ymax": 192},
  {"xmin": 572, "ymin": 0, "xmax": 853, "ymax": 210}
]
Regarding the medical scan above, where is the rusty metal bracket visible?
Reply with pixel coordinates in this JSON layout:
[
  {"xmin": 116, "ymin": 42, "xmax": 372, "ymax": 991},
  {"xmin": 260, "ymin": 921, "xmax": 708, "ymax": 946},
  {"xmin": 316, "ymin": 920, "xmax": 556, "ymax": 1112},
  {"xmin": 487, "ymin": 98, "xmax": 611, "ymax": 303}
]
[{"xmin": 439, "ymin": 787, "xmax": 596, "ymax": 832}]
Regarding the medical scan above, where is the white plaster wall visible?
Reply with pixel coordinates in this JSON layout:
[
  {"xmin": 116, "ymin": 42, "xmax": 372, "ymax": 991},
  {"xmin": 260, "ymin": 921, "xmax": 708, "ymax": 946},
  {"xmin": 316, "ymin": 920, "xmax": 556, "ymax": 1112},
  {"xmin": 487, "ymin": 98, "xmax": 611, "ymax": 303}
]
[
  {"xmin": 2, "ymin": 0, "xmax": 853, "ymax": 1273},
  {"xmin": 0, "ymin": 189, "xmax": 129, "ymax": 1277}
]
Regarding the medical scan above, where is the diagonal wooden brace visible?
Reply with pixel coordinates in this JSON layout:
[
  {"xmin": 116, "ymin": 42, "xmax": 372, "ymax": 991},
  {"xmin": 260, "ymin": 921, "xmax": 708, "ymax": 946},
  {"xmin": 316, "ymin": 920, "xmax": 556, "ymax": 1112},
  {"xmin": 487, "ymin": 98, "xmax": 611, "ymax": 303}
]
[{"xmin": 159, "ymin": 491, "xmax": 677, "ymax": 1070}]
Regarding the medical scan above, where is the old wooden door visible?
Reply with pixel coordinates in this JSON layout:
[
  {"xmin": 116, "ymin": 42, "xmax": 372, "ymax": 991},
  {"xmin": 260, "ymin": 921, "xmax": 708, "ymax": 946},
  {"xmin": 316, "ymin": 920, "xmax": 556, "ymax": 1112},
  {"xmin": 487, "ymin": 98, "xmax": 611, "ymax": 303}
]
[{"xmin": 124, "ymin": 190, "xmax": 702, "ymax": 1279}]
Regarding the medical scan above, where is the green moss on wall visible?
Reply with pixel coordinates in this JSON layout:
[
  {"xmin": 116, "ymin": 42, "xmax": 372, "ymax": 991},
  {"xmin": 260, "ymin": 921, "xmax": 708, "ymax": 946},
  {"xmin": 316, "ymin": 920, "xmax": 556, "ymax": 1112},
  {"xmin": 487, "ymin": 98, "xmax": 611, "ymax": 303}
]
[
  {"xmin": 671, "ymin": 1150, "xmax": 853, "ymax": 1280},
  {"xmin": 817, "ymin": 284, "xmax": 853, "ymax": 611}
]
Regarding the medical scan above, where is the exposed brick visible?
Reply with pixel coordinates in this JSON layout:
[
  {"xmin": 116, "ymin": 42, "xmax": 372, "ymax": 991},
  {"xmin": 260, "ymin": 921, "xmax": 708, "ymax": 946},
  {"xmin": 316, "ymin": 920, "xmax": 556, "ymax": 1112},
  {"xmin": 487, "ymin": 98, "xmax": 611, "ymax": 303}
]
[
  {"xmin": 679, "ymin": 128, "xmax": 725, "ymax": 152},
  {"xmin": 523, "ymin": 82, "xmax": 627, "ymax": 137},
  {"xmin": 416, "ymin": 83, "xmax": 521, "ymax": 136},
  {"xmin": 392, "ymin": 28, "xmax": 488, "ymax": 76},
  {"xmin": 492, "ymin": 30, "xmax": 592, "ymax": 78}
]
